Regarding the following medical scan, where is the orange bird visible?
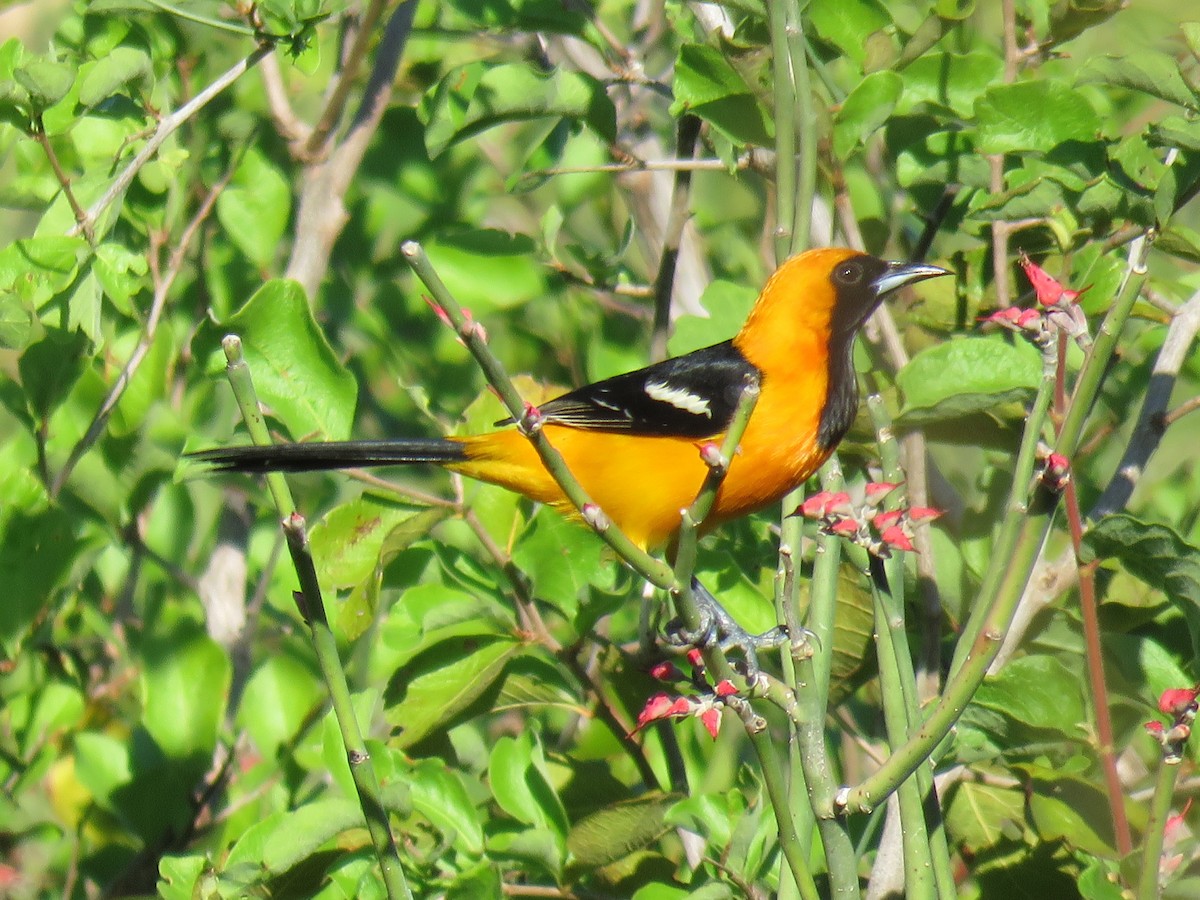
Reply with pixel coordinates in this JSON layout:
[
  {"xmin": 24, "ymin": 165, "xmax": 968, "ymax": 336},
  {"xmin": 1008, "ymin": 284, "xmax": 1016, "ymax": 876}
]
[{"xmin": 193, "ymin": 248, "xmax": 947, "ymax": 652}]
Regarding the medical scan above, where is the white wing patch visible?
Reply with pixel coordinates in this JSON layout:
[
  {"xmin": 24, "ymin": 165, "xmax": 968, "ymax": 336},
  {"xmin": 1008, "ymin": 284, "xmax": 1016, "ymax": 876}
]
[{"xmin": 644, "ymin": 381, "xmax": 712, "ymax": 418}]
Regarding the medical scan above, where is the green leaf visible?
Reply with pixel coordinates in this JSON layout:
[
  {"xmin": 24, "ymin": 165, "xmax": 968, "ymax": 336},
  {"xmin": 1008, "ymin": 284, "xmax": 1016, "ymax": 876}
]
[
  {"xmin": 935, "ymin": 0, "xmax": 976, "ymax": 20},
  {"xmin": 945, "ymin": 781, "xmax": 1025, "ymax": 851},
  {"xmin": 78, "ymin": 46, "xmax": 152, "ymax": 106},
  {"xmin": 1026, "ymin": 775, "xmax": 1116, "ymax": 857},
  {"xmin": 261, "ymin": 799, "xmax": 364, "ymax": 873},
  {"xmin": 1155, "ymin": 225, "xmax": 1200, "ymax": 264},
  {"xmin": 93, "ymin": 242, "xmax": 148, "ymax": 316},
  {"xmin": 808, "ymin": 0, "xmax": 892, "ymax": 67},
  {"xmin": 1150, "ymin": 115, "xmax": 1200, "ymax": 152},
  {"xmin": 447, "ymin": 863, "xmax": 503, "ymax": 900},
  {"xmin": 215, "ymin": 148, "xmax": 291, "ymax": 269},
  {"xmin": 896, "ymin": 335, "xmax": 1042, "ymax": 424},
  {"xmin": 0, "ymin": 505, "xmax": 82, "ymax": 655},
  {"xmin": 156, "ymin": 854, "xmax": 208, "ymax": 900},
  {"xmin": 1077, "ymin": 53, "xmax": 1199, "ymax": 112},
  {"xmin": 73, "ymin": 731, "xmax": 133, "ymax": 811},
  {"xmin": 667, "ymin": 280, "xmax": 756, "ymax": 356},
  {"xmin": 385, "ymin": 635, "xmax": 520, "ymax": 748},
  {"xmin": 0, "ymin": 293, "xmax": 32, "ymax": 349},
  {"xmin": 834, "ymin": 70, "xmax": 903, "ymax": 157},
  {"xmin": 236, "ymin": 652, "xmax": 322, "ymax": 758},
  {"xmin": 420, "ymin": 61, "xmax": 615, "ymax": 158},
  {"xmin": 17, "ymin": 327, "xmax": 90, "ymax": 419},
  {"xmin": 968, "ymin": 178, "xmax": 1068, "ymax": 222},
  {"xmin": 110, "ymin": 327, "xmax": 173, "ymax": 436},
  {"xmin": 0, "ymin": 236, "xmax": 88, "ymax": 313},
  {"xmin": 424, "ymin": 229, "xmax": 546, "ymax": 313},
  {"xmin": 312, "ymin": 499, "xmax": 448, "ymax": 590},
  {"xmin": 512, "ymin": 508, "xmax": 609, "ymax": 617},
  {"xmin": 218, "ymin": 279, "xmax": 357, "ymax": 440},
  {"xmin": 1183, "ymin": 20, "xmax": 1200, "ymax": 55},
  {"xmin": 973, "ymin": 656, "xmax": 1086, "ymax": 734},
  {"xmin": 487, "ymin": 731, "xmax": 568, "ymax": 842},
  {"xmin": 671, "ymin": 44, "xmax": 771, "ymax": 146},
  {"xmin": 140, "ymin": 620, "xmax": 230, "ymax": 759},
  {"xmin": 14, "ymin": 58, "xmax": 74, "ymax": 110},
  {"xmin": 566, "ymin": 792, "xmax": 679, "ymax": 871},
  {"xmin": 1082, "ymin": 514, "xmax": 1200, "ymax": 612},
  {"xmin": 975, "ymin": 82, "xmax": 1101, "ymax": 154},
  {"xmin": 408, "ymin": 757, "xmax": 485, "ymax": 854}
]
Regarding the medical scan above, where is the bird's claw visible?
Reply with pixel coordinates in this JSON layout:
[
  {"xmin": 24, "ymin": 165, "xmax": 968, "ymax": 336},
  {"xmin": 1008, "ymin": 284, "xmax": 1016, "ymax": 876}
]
[{"xmin": 665, "ymin": 578, "xmax": 790, "ymax": 679}]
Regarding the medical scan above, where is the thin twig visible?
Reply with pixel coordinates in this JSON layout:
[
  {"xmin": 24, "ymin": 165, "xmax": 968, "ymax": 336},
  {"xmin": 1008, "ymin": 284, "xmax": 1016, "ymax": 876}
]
[
  {"xmin": 52, "ymin": 162, "xmax": 236, "ymax": 497},
  {"xmin": 1054, "ymin": 328, "xmax": 1132, "ymax": 856},
  {"xmin": 304, "ymin": 0, "xmax": 392, "ymax": 158},
  {"xmin": 523, "ymin": 156, "xmax": 755, "ymax": 179},
  {"xmin": 1092, "ymin": 288, "xmax": 1200, "ymax": 518},
  {"xmin": 34, "ymin": 116, "xmax": 91, "ymax": 242},
  {"xmin": 69, "ymin": 43, "xmax": 273, "ymax": 239},
  {"xmin": 287, "ymin": 0, "xmax": 414, "ymax": 296},
  {"xmin": 259, "ymin": 51, "xmax": 312, "ymax": 144}
]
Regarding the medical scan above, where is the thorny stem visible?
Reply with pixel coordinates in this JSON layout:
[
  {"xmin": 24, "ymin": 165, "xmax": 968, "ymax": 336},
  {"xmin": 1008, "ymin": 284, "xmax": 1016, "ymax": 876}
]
[
  {"xmin": 219, "ymin": 336, "xmax": 412, "ymax": 900},
  {"xmin": 1138, "ymin": 756, "xmax": 1182, "ymax": 900},
  {"xmin": 1054, "ymin": 332, "xmax": 1132, "ymax": 856}
]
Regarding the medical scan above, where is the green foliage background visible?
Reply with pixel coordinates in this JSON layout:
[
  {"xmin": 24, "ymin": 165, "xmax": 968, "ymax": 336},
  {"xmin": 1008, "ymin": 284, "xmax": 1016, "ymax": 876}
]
[{"xmin": 3, "ymin": 0, "xmax": 1200, "ymax": 897}]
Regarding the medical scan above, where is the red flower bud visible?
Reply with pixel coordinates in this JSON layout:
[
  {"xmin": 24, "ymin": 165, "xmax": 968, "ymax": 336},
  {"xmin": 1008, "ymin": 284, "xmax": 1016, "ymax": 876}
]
[
  {"xmin": 879, "ymin": 525, "xmax": 915, "ymax": 552},
  {"xmin": 699, "ymin": 707, "xmax": 722, "ymax": 738},
  {"xmin": 864, "ymin": 481, "xmax": 900, "ymax": 503},
  {"xmin": 798, "ymin": 491, "xmax": 852, "ymax": 518},
  {"xmin": 1158, "ymin": 687, "xmax": 1200, "ymax": 716},
  {"xmin": 872, "ymin": 509, "xmax": 903, "ymax": 529},
  {"xmin": 649, "ymin": 660, "xmax": 684, "ymax": 682}
]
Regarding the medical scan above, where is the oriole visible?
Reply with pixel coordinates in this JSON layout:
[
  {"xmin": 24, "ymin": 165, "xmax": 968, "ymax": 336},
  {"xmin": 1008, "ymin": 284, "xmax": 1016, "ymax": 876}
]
[{"xmin": 193, "ymin": 248, "xmax": 947, "ymax": 551}]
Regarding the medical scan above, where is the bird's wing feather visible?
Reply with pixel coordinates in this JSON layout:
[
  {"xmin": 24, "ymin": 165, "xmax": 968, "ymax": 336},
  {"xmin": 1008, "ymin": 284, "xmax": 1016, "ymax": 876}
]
[{"xmin": 506, "ymin": 341, "xmax": 760, "ymax": 438}]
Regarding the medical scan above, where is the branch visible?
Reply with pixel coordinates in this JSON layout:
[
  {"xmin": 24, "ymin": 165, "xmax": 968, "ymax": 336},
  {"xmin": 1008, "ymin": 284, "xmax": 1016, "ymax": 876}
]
[
  {"xmin": 286, "ymin": 0, "xmax": 414, "ymax": 296},
  {"xmin": 259, "ymin": 51, "xmax": 312, "ymax": 144},
  {"xmin": 51, "ymin": 164, "xmax": 235, "ymax": 497},
  {"xmin": 1091, "ymin": 287, "xmax": 1200, "ymax": 518},
  {"xmin": 303, "ymin": 0, "xmax": 393, "ymax": 158},
  {"xmin": 68, "ymin": 43, "xmax": 273, "ymax": 239},
  {"xmin": 34, "ymin": 116, "xmax": 91, "ymax": 242},
  {"xmin": 217, "ymin": 336, "xmax": 412, "ymax": 900},
  {"xmin": 401, "ymin": 241, "xmax": 675, "ymax": 589}
]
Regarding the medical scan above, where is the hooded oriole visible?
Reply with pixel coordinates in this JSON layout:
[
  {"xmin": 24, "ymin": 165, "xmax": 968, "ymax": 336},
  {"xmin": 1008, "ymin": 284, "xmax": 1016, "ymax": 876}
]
[{"xmin": 194, "ymin": 248, "xmax": 947, "ymax": 549}]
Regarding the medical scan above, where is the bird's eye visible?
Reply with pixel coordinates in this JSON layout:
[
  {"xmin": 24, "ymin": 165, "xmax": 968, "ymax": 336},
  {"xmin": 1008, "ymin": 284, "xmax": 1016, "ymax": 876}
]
[{"xmin": 834, "ymin": 261, "xmax": 863, "ymax": 285}]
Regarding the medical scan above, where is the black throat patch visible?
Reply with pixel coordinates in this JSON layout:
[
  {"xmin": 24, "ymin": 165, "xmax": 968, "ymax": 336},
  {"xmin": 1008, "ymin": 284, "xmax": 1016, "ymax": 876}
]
[{"xmin": 816, "ymin": 255, "xmax": 890, "ymax": 448}]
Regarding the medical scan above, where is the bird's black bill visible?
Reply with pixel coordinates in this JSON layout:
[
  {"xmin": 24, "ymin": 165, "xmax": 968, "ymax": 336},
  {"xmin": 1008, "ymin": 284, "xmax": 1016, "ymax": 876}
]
[{"xmin": 871, "ymin": 260, "xmax": 951, "ymax": 298}]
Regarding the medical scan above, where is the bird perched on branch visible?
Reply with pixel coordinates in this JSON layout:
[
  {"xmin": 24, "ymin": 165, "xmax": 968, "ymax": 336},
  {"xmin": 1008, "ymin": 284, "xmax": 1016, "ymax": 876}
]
[{"xmin": 193, "ymin": 247, "xmax": 947, "ymax": 657}]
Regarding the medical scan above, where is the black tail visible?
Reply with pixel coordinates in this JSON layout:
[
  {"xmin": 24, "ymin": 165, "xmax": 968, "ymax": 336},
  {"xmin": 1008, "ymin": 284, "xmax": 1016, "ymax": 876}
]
[{"xmin": 187, "ymin": 438, "xmax": 468, "ymax": 473}]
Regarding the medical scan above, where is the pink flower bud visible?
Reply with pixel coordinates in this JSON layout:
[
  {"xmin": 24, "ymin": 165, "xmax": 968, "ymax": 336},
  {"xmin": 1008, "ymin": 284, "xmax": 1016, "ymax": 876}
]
[
  {"xmin": 699, "ymin": 707, "xmax": 722, "ymax": 739},
  {"xmin": 1158, "ymin": 687, "xmax": 1199, "ymax": 716},
  {"xmin": 879, "ymin": 525, "xmax": 914, "ymax": 552}
]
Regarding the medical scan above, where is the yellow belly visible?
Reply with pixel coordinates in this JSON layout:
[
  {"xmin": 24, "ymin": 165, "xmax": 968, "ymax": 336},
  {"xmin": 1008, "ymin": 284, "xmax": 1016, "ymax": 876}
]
[{"xmin": 449, "ymin": 364, "xmax": 832, "ymax": 550}]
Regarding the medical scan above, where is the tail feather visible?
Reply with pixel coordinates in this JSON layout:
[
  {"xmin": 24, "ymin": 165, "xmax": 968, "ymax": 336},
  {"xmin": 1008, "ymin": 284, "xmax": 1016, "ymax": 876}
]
[{"xmin": 188, "ymin": 438, "xmax": 468, "ymax": 473}]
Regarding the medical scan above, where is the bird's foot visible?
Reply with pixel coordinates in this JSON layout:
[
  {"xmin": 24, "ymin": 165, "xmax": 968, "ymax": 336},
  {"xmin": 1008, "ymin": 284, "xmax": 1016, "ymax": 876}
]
[{"xmin": 665, "ymin": 577, "xmax": 790, "ymax": 679}]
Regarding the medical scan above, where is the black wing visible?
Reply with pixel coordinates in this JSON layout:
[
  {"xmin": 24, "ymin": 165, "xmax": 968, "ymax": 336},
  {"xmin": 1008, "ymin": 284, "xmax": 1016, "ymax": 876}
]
[{"xmin": 504, "ymin": 341, "xmax": 759, "ymax": 438}]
